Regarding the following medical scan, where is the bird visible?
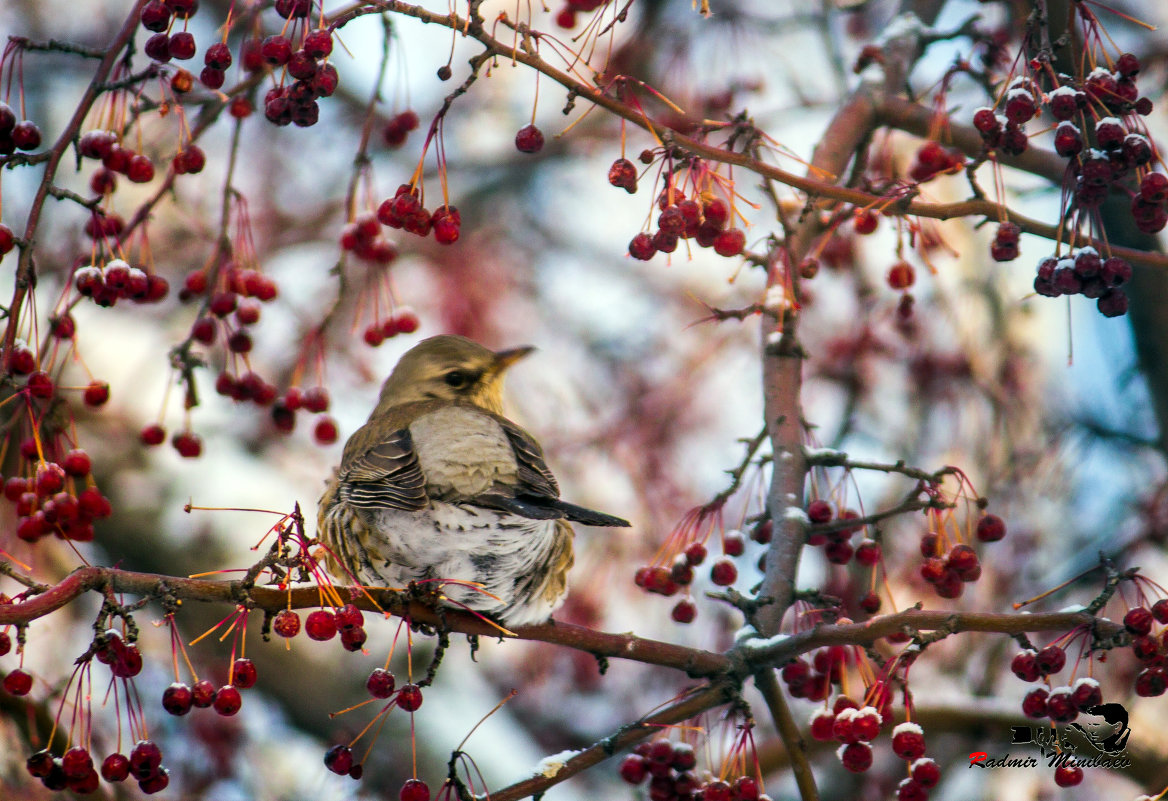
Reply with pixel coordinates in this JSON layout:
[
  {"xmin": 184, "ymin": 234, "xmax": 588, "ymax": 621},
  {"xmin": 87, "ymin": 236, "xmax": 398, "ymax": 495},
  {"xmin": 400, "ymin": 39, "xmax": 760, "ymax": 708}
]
[{"xmin": 316, "ymin": 335, "xmax": 631, "ymax": 627}]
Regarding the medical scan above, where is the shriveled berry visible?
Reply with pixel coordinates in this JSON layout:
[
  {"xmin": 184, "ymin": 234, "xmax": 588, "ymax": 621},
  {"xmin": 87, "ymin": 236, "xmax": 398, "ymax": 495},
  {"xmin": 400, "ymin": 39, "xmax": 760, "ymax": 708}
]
[
  {"xmin": 232, "ymin": 658, "xmax": 258, "ymax": 688},
  {"xmin": 192, "ymin": 679, "xmax": 216, "ymax": 707},
  {"xmin": 273, "ymin": 609, "xmax": 301, "ymax": 638}
]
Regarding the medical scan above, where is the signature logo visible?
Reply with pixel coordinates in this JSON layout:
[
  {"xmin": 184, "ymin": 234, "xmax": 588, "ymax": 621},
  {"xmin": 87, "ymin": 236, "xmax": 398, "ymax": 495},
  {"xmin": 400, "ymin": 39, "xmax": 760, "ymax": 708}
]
[{"xmin": 969, "ymin": 701, "xmax": 1133, "ymax": 771}]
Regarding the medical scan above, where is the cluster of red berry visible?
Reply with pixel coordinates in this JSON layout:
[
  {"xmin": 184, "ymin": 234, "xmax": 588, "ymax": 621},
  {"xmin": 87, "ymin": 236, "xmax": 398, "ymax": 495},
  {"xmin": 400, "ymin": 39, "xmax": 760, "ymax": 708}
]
[
  {"xmin": 906, "ymin": 141, "xmax": 963, "ymax": 183},
  {"xmin": 384, "ymin": 110, "xmax": 421, "ymax": 148},
  {"xmin": 8, "ymin": 628, "xmax": 170, "ymax": 794},
  {"xmin": 975, "ymin": 50, "xmax": 1158, "ymax": 319},
  {"xmin": 0, "ymin": 101, "xmax": 42, "ymax": 154},
  {"xmin": 1030, "ymin": 246, "xmax": 1132, "ymax": 318},
  {"xmin": 272, "ymin": 603, "xmax": 368, "ymax": 651},
  {"xmin": 618, "ymin": 739, "xmax": 769, "ymax": 801},
  {"xmin": 26, "ymin": 739, "xmax": 170, "ymax": 795},
  {"xmin": 913, "ymin": 514, "xmax": 1004, "ymax": 600},
  {"xmin": 626, "ymin": 185, "xmax": 746, "ymax": 261},
  {"xmin": 807, "ymin": 691, "xmax": 939, "ymax": 799},
  {"xmin": 779, "ymin": 646, "xmax": 856, "ymax": 703},
  {"xmin": 633, "ymin": 521, "xmax": 767, "ymax": 624},
  {"xmin": 0, "ymin": 375, "xmax": 115, "ymax": 544},
  {"xmin": 805, "ymin": 501, "xmax": 873, "ymax": 566},
  {"xmin": 162, "ymin": 656, "xmax": 258, "ymax": 719},
  {"xmin": 73, "ymin": 256, "xmax": 170, "ymax": 308},
  {"xmin": 323, "ymin": 667, "xmax": 425, "ymax": 781},
  {"xmin": 378, "ymin": 185, "xmax": 463, "ymax": 245},
  {"xmin": 1125, "ymin": 600, "xmax": 1168, "ymax": 698}
]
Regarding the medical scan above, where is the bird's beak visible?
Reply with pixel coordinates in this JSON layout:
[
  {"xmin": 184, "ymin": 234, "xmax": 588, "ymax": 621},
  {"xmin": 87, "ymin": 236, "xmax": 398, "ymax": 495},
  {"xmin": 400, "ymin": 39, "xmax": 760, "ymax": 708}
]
[{"xmin": 491, "ymin": 345, "xmax": 535, "ymax": 373}]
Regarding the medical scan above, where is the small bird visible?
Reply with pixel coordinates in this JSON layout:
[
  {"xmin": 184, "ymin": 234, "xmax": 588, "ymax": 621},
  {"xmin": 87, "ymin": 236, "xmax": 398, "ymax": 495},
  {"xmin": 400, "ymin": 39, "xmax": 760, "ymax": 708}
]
[{"xmin": 317, "ymin": 335, "xmax": 630, "ymax": 627}]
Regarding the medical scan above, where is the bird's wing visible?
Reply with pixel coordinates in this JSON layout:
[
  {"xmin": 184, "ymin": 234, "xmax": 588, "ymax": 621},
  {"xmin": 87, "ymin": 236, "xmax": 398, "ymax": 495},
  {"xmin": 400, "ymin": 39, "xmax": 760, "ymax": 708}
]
[
  {"xmin": 488, "ymin": 417, "xmax": 631, "ymax": 528},
  {"xmin": 498, "ymin": 417, "xmax": 560, "ymax": 497},
  {"xmin": 340, "ymin": 426, "xmax": 429, "ymax": 512}
]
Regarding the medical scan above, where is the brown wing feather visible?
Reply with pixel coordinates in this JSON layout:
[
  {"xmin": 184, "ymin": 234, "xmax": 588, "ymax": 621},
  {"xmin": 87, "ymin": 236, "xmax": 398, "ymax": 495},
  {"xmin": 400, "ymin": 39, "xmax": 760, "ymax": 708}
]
[
  {"xmin": 497, "ymin": 417, "xmax": 560, "ymax": 498},
  {"xmin": 339, "ymin": 426, "xmax": 428, "ymax": 512}
]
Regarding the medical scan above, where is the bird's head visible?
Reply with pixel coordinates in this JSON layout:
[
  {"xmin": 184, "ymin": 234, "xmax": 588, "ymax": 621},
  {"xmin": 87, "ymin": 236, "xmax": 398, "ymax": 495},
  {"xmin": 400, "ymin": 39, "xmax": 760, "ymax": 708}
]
[{"xmin": 374, "ymin": 335, "xmax": 533, "ymax": 415}]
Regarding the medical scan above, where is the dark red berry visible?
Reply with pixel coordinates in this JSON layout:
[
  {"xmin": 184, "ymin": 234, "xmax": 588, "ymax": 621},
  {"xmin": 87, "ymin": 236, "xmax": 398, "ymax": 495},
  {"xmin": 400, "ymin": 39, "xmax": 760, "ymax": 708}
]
[{"xmin": 515, "ymin": 124, "xmax": 544, "ymax": 153}]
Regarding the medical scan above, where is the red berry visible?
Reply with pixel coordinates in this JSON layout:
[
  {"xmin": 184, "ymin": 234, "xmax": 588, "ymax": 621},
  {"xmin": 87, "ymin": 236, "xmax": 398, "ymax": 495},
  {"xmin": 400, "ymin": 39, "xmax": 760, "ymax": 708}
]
[
  {"xmin": 366, "ymin": 668, "xmax": 396, "ymax": 698},
  {"xmin": 392, "ymin": 307, "xmax": 420, "ymax": 334},
  {"xmin": 305, "ymin": 609, "xmax": 338, "ymax": 641},
  {"xmin": 396, "ymin": 683, "xmax": 423, "ymax": 711},
  {"xmin": 1151, "ymin": 598, "xmax": 1168, "ymax": 624},
  {"xmin": 910, "ymin": 758, "xmax": 939, "ymax": 788},
  {"xmin": 618, "ymin": 754, "xmax": 648, "ymax": 784},
  {"xmin": 1045, "ymin": 687, "xmax": 1078, "ymax": 722},
  {"xmin": 141, "ymin": 424, "xmax": 166, "ymax": 446},
  {"xmin": 608, "ymin": 158, "xmax": 638, "ymax": 192},
  {"xmin": 854, "ymin": 540, "xmax": 881, "ymax": 566},
  {"xmin": 262, "ymin": 35, "xmax": 293, "ymax": 66},
  {"xmin": 302, "ymin": 386, "xmax": 330, "ymax": 413},
  {"xmin": 887, "ymin": 261, "xmax": 915, "ymax": 289},
  {"xmin": 232, "ymin": 658, "xmax": 258, "ymax": 688},
  {"xmin": 3, "ymin": 668, "xmax": 33, "ymax": 695},
  {"xmin": 304, "ymin": 29, "xmax": 334, "ymax": 59},
  {"xmin": 192, "ymin": 679, "xmax": 216, "ymax": 707},
  {"xmin": 273, "ymin": 609, "xmax": 301, "ymax": 638},
  {"xmin": 838, "ymin": 741, "xmax": 872, "ymax": 773},
  {"xmin": 1035, "ymin": 645, "xmax": 1066, "ymax": 675},
  {"xmin": 1135, "ymin": 666, "xmax": 1167, "ymax": 696},
  {"xmin": 710, "ymin": 559, "xmax": 737, "ymax": 586},
  {"xmin": 1124, "ymin": 606, "xmax": 1154, "ymax": 635},
  {"xmin": 171, "ymin": 430, "xmax": 202, "ymax": 458},
  {"xmin": 101, "ymin": 753, "xmax": 130, "ymax": 782},
  {"xmin": 515, "ymin": 124, "xmax": 544, "ymax": 153},
  {"xmin": 337, "ymin": 604, "xmax": 364, "ymax": 629},
  {"xmin": 1022, "ymin": 687, "xmax": 1049, "ymax": 718},
  {"xmin": 26, "ymin": 370, "xmax": 53, "ymax": 398},
  {"xmin": 324, "ymin": 745, "xmax": 354, "ymax": 775},
  {"xmin": 806, "ymin": 500, "xmax": 833, "ymax": 523},
  {"xmin": 722, "ymin": 531, "xmax": 745, "ymax": 556},
  {"xmin": 671, "ymin": 743, "xmax": 696, "ymax": 771},
  {"xmin": 975, "ymin": 514, "xmax": 1006, "ymax": 542},
  {"xmin": 1053, "ymin": 765, "xmax": 1083, "ymax": 787},
  {"xmin": 896, "ymin": 778, "xmax": 928, "ymax": 801},
  {"xmin": 853, "ymin": 209, "xmax": 878, "ymax": 234},
  {"xmin": 162, "ymin": 682, "xmax": 194, "ymax": 715},
  {"xmin": 809, "ymin": 709, "xmax": 836, "ymax": 741},
  {"xmin": 213, "ymin": 685, "xmax": 242, "ymax": 716},
  {"xmin": 684, "ymin": 541, "xmax": 707, "ymax": 565},
  {"xmin": 314, "ymin": 416, "xmax": 339, "ymax": 445},
  {"xmin": 168, "ymin": 31, "xmax": 196, "ymax": 60},
  {"xmin": 341, "ymin": 625, "xmax": 367, "ymax": 651},
  {"xmin": 891, "ymin": 725, "xmax": 926, "ymax": 760},
  {"xmin": 401, "ymin": 778, "xmax": 430, "ymax": 801},
  {"xmin": 671, "ymin": 599, "xmax": 697, "ymax": 623},
  {"xmin": 713, "ymin": 228, "xmax": 746, "ymax": 257},
  {"xmin": 628, "ymin": 232, "xmax": 656, "ymax": 260}
]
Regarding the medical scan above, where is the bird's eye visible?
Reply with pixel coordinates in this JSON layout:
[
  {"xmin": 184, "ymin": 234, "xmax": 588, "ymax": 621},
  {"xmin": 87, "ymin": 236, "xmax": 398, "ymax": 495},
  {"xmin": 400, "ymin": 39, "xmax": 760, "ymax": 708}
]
[{"xmin": 443, "ymin": 370, "xmax": 469, "ymax": 389}]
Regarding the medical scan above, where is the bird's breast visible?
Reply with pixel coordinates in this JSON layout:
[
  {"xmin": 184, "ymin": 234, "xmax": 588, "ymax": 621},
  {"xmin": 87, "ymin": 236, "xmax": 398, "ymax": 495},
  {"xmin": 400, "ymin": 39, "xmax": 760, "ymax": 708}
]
[{"xmin": 408, "ymin": 406, "xmax": 517, "ymax": 498}]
